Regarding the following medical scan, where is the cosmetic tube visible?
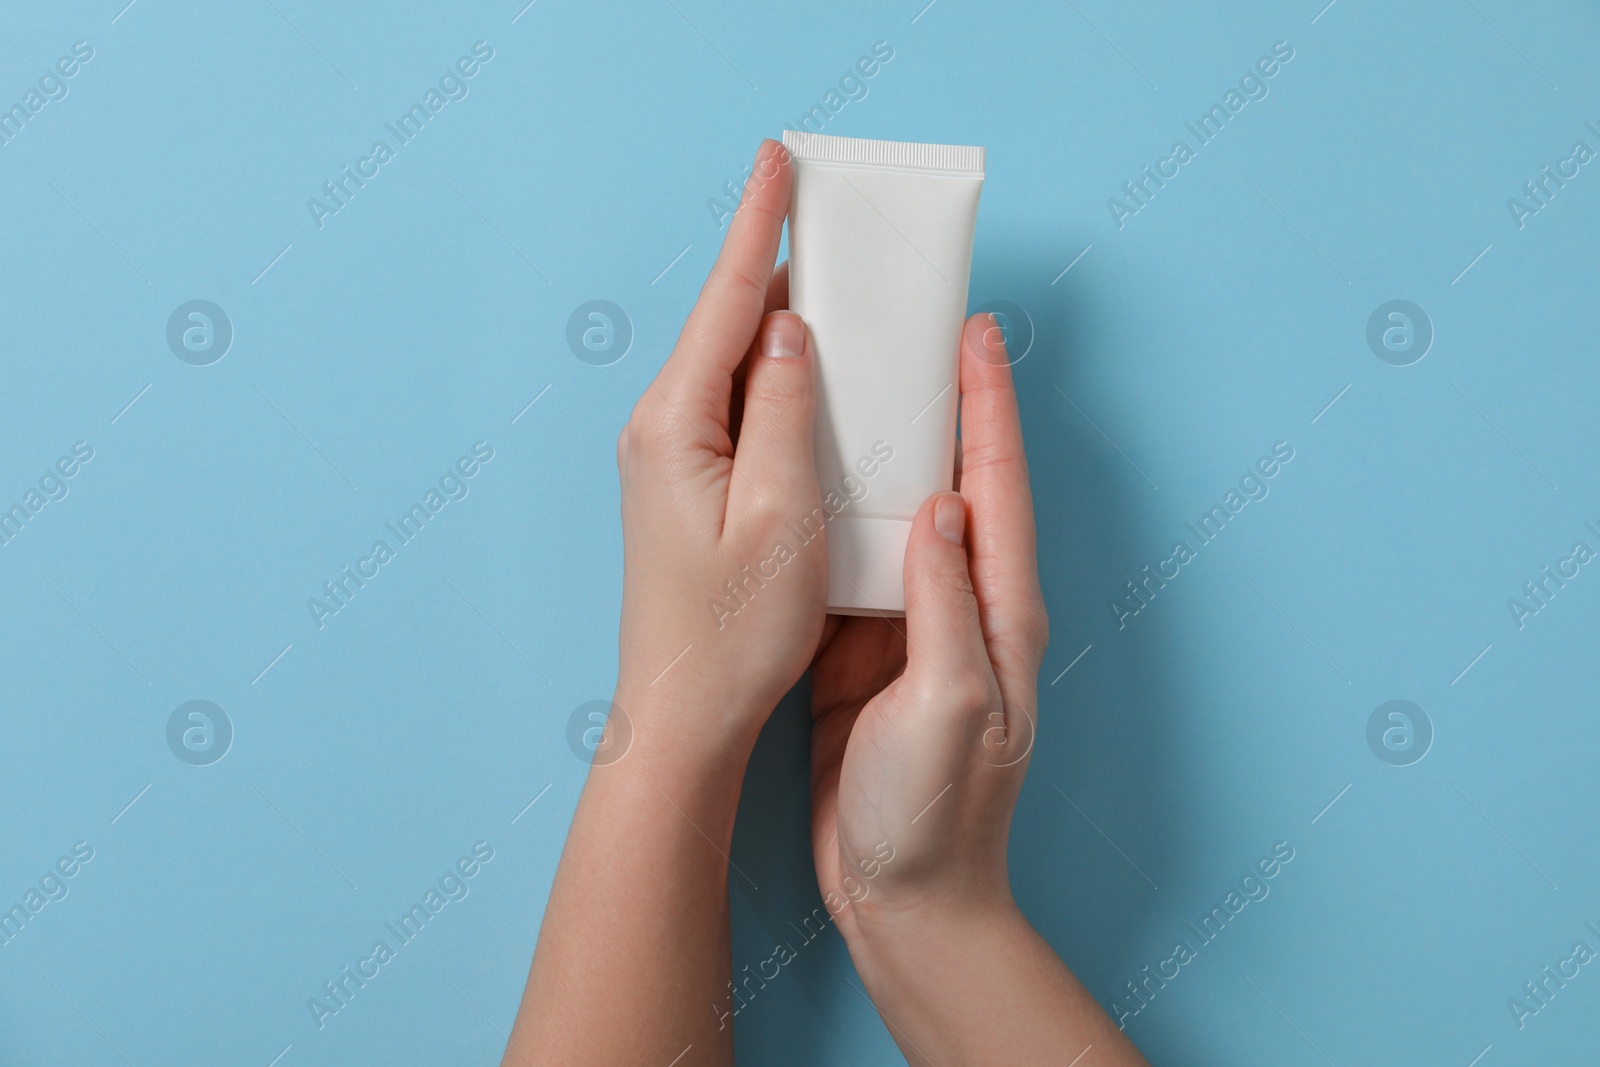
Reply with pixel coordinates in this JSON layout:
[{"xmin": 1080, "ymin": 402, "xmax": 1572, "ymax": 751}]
[{"xmin": 782, "ymin": 130, "xmax": 985, "ymax": 615}]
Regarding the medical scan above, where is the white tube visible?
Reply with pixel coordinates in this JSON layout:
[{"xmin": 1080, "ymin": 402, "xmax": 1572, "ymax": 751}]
[{"xmin": 782, "ymin": 130, "xmax": 985, "ymax": 615}]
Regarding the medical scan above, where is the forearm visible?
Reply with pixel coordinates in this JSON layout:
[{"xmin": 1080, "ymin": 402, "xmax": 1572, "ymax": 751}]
[
  {"xmin": 505, "ymin": 699, "xmax": 754, "ymax": 1067},
  {"xmin": 844, "ymin": 899, "xmax": 1148, "ymax": 1067}
]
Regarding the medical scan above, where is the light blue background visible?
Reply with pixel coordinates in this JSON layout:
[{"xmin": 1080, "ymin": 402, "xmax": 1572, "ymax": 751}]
[{"xmin": 3, "ymin": 1, "xmax": 1597, "ymax": 1064}]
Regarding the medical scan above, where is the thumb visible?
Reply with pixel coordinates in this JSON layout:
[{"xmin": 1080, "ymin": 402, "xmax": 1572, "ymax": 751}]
[
  {"xmin": 902, "ymin": 492, "xmax": 993, "ymax": 702},
  {"xmin": 730, "ymin": 310, "xmax": 817, "ymax": 503}
]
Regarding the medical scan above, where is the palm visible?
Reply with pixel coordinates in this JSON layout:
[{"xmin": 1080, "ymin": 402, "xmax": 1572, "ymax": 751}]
[
  {"xmin": 809, "ymin": 445, "xmax": 968, "ymax": 903},
  {"xmin": 807, "ymin": 615, "xmax": 906, "ymax": 903}
]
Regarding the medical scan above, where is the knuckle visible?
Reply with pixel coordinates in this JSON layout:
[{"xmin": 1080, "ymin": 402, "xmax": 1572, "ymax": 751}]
[
  {"xmin": 957, "ymin": 437, "xmax": 1021, "ymax": 480},
  {"xmin": 735, "ymin": 194, "xmax": 785, "ymax": 234},
  {"xmin": 624, "ymin": 400, "xmax": 675, "ymax": 460},
  {"xmin": 937, "ymin": 553, "xmax": 978, "ymax": 599},
  {"xmin": 751, "ymin": 365, "xmax": 810, "ymax": 408},
  {"xmin": 742, "ymin": 480, "xmax": 796, "ymax": 521},
  {"xmin": 1024, "ymin": 599, "xmax": 1050, "ymax": 658},
  {"xmin": 959, "ymin": 671, "xmax": 997, "ymax": 711},
  {"xmin": 988, "ymin": 601, "xmax": 1050, "ymax": 676},
  {"xmin": 906, "ymin": 562, "xmax": 971, "ymax": 607},
  {"xmin": 929, "ymin": 667, "xmax": 993, "ymax": 714},
  {"xmin": 715, "ymin": 262, "xmax": 768, "ymax": 303}
]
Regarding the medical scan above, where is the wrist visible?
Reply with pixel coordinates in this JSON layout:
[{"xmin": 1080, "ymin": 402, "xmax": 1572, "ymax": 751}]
[
  {"xmin": 841, "ymin": 894, "xmax": 1039, "ymax": 1062},
  {"xmin": 842, "ymin": 885, "xmax": 1024, "ymax": 970},
  {"xmin": 597, "ymin": 683, "xmax": 766, "ymax": 812},
  {"xmin": 843, "ymin": 895, "xmax": 1135, "ymax": 1066}
]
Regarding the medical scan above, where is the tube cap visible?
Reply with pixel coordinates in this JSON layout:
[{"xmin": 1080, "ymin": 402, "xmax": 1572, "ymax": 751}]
[{"xmin": 827, "ymin": 516, "xmax": 911, "ymax": 616}]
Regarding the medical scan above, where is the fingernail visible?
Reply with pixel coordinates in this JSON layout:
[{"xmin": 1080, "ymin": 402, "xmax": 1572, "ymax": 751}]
[
  {"xmin": 934, "ymin": 493, "xmax": 965, "ymax": 545},
  {"xmin": 764, "ymin": 312, "xmax": 805, "ymax": 359}
]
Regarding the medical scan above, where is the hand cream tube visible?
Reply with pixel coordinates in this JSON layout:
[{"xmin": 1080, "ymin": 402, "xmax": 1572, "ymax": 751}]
[{"xmin": 782, "ymin": 130, "xmax": 984, "ymax": 615}]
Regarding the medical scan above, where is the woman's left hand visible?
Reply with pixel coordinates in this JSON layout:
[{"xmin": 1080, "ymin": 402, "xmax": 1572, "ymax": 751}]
[{"xmin": 613, "ymin": 138, "xmax": 824, "ymax": 761}]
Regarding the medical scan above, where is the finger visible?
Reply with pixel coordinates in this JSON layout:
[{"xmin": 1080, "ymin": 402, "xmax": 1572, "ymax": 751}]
[
  {"xmin": 655, "ymin": 140, "xmax": 792, "ymax": 434},
  {"xmin": 957, "ymin": 314, "xmax": 1048, "ymax": 680},
  {"xmin": 765, "ymin": 260, "xmax": 790, "ymax": 317},
  {"xmin": 729, "ymin": 261, "xmax": 791, "ymax": 449},
  {"xmin": 900, "ymin": 492, "xmax": 994, "ymax": 704},
  {"xmin": 729, "ymin": 311, "xmax": 816, "ymax": 508}
]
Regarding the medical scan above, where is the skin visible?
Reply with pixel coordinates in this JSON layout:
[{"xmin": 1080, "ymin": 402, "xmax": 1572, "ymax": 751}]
[{"xmin": 503, "ymin": 139, "xmax": 1147, "ymax": 1066}]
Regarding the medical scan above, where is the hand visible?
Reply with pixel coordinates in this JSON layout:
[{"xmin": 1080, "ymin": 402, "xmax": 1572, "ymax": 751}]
[
  {"xmin": 613, "ymin": 138, "xmax": 824, "ymax": 761},
  {"xmin": 507, "ymin": 141, "xmax": 828, "ymax": 1067},
  {"xmin": 806, "ymin": 317, "xmax": 1144, "ymax": 1064},
  {"xmin": 809, "ymin": 311, "xmax": 1047, "ymax": 933}
]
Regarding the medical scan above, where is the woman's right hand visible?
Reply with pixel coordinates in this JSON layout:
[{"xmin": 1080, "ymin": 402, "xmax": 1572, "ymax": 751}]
[
  {"xmin": 807, "ymin": 314, "xmax": 1148, "ymax": 1066},
  {"xmin": 808, "ymin": 311, "xmax": 1047, "ymax": 936}
]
